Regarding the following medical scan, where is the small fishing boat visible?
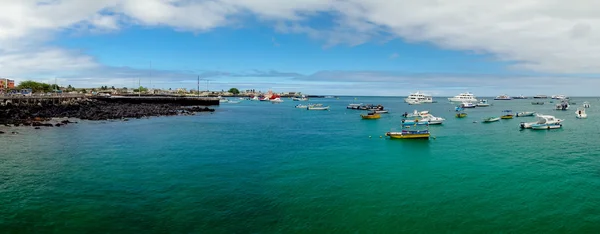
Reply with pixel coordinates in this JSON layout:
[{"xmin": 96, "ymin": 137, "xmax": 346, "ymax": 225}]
[
  {"xmin": 295, "ymin": 104, "xmax": 309, "ymax": 108},
  {"xmin": 516, "ymin": 111, "xmax": 536, "ymax": 117},
  {"xmin": 520, "ymin": 114, "xmax": 563, "ymax": 129},
  {"xmin": 456, "ymin": 112, "xmax": 467, "ymax": 118},
  {"xmin": 476, "ymin": 99, "xmax": 490, "ymax": 107},
  {"xmin": 501, "ymin": 110, "xmax": 514, "ymax": 119},
  {"xmin": 307, "ymin": 105, "xmax": 330, "ymax": 110},
  {"xmin": 533, "ymin": 95, "xmax": 548, "ymax": 99},
  {"xmin": 531, "ymin": 101, "xmax": 545, "ymax": 105},
  {"xmin": 575, "ymin": 108, "xmax": 587, "ymax": 119},
  {"xmin": 386, "ymin": 121, "xmax": 430, "ymax": 139},
  {"xmin": 555, "ymin": 101, "xmax": 569, "ymax": 110},
  {"xmin": 403, "ymin": 110, "xmax": 429, "ymax": 118},
  {"xmin": 460, "ymin": 102, "xmax": 476, "ymax": 108},
  {"xmin": 347, "ymin": 103, "xmax": 363, "ymax": 109},
  {"xmin": 374, "ymin": 110, "xmax": 389, "ymax": 114},
  {"xmin": 361, "ymin": 112, "xmax": 381, "ymax": 119},
  {"xmin": 482, "ymin": 117, "xmax": 500, "ymax": 123},
  {"xmin": 583, "ymin": 101, "xmax": 590, "ymax": 108}
]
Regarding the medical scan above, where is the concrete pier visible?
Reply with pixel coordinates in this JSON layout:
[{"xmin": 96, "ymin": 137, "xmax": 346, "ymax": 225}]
[{"xmin": 91, "ymin": 96, "xmax": 219, "ymax": 106}]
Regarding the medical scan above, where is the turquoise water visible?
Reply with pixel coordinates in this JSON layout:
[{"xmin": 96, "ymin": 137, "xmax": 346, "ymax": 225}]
[{"xmin": 2, "ymin": 97, "xmax": 600, "ymax": 233}]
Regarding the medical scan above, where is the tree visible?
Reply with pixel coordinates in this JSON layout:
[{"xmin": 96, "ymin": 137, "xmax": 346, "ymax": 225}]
[
  {"xmin": 228, "ymin": 88, "xmax": 240, "ymax": 95},
  {"xmin": 111, "ymin": 86, "xmax": 115, "ymax": 90},
  {"xmin": 17, "ymin": 80, "xmax": 52, "ymax": 93},
  {"xmin": 81, "ymin": 89, "xmax": 87, "ymax": 93}
]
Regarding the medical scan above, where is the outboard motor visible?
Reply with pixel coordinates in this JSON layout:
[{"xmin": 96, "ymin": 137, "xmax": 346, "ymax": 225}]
[{"xmin": 520, "ymin": 122, "xmax": 525, "ymax": 129}]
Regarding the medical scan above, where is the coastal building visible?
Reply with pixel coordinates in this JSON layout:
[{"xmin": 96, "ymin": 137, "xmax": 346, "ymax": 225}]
[{"xmin": 0, "ymin": 78, "xmax": 15, "ymax": 91}]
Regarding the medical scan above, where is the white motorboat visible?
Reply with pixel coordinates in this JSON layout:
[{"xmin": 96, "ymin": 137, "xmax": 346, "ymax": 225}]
[
  {"xmin": 513, "ymin": 95, "xmax": 527, "ymax": 99},
  {"xmin": 374, "ymin": 110, "xmax": 389, "ymax": 114},
  {"xmin": 228, "ymin": 100, "xmax": 240, "ymax": 104},
  {"xmin": 555, "ymin": 101, "xmax": 569, "ymax": 110},
  {"xmin": 448, "ymin": 92, "xmax": 477, "ymax": 102},
  {"xmin": 218, "ymin": 96, "xmax": 229, "ymax": 103},
  {"xmin": 553, "ymin": 95, "xmax": 568, "ymax": 100},
  {"xmin": 404, "ymin": 91, "xmax": 433, "ymax": 104},
  {"xmin": 403, "ymin": 110, "xmax": 430, "ymax": 118},
  {"xmin": 533, "ymin": 95, "xmax": 548, "ymax": 99},
  {"xmin": 460, "ymin": 102, "xmax": 476, "ymax": 108},
  {"xmin": 270, "ymin": 98, "xmax": 284, "ymax": 103},
  {"xmin": 520, "ymin": 114, "xmax": 563, "ymax": 129},
  {"xmin": 516, "ymin": 111, "xmax": 536, "ymax": 117},
  {"xmin": 295, "ymin": 104, "xmax": 309, "ymax": 108},
  {"xmin": 292, "ymin": 96, "xmax": 309, "ymax": 101},
  {"xmin": 421, "ymin": 114, "xmax": 445, "ymax": 125},
  {"xmin": 494, "ymin": 95, "xmax": 512, "ymax": 100},
  {"xmin": 583, "ymin": 101, "xmax": 590, "ymax": 108},
  {"xmin": 531, "ymin": 122, "xmax": 562, "ymax": 130},
  {"xmin": 576, "ymin": 108, "xmax": 587, "ymax": 119},
  {"xmin": 347, "ymin": 103, "xmax": 363, "ymax": 109},
  {"xmin": 307, "ymin": 104, "xmax": 329, "ymax": 110},
  {"xmin": 476, "ymin": 99, "xmax": 490, "ymax": 107}
]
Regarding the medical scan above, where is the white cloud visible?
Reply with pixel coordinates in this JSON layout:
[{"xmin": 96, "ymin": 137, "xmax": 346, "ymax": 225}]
[{"xmin": 2, "ymin": 0, "xmax": 600, "ymax": 92}]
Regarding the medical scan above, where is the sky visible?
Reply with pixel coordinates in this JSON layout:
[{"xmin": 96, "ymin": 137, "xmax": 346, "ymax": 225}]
[{"xmin": 2, "ymin": 0, "xmax": 600, "ymax": 96}]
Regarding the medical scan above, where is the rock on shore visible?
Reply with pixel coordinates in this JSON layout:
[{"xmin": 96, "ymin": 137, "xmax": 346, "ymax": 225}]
[{"xmin": 0, "ymin": 99, "xmax": 215, "ymax": 125}]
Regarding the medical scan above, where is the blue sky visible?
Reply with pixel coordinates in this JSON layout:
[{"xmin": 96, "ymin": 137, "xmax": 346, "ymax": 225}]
[{"xmin": 2, "ymin": 0, "xmax": 600, "ymax": 96}]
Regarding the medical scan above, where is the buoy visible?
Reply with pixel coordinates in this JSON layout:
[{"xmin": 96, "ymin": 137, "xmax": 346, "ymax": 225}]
[
  {"xmin": 379, "ymin": 136, "xmax": 382, "ymax": 138},
  {"xmin": 369, "ymin": 136, "xmax": 372, "ymax": 138}
]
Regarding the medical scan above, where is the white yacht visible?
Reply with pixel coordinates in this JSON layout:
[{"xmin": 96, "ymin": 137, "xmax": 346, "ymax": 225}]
[
  {"xmin": 448, "ymin": 92, "xmax": 477, "ymax": 102},
  {"xmin": 404, "ymin": 91, "xmax": 433, "ymax": 104}
]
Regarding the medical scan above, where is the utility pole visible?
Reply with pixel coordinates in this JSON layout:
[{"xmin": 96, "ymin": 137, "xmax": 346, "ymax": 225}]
[
  {"xmin": 138, "ymin": 77, "xmax": 141, "ymax": 97},
  {"xmin": 197, "ymin": 75, "xmax": 200, "ymax": 97}
]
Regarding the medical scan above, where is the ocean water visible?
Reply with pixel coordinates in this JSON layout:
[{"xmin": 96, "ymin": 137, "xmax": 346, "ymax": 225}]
[{"xmin": 2, "ymin": 97, "xmax": 600, "ymax": 233}]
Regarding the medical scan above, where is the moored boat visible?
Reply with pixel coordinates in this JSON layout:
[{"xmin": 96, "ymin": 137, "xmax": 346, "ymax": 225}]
[
  {"xmin": 374, "ymin": 110, "xmax": 389, "ymax": 114},
  {"xmin": 307, "ymin": 105, "xmax": 329, "ymax": 110},
  {"xmin": 494, "ymin": 95, "xmax": 512, "ymax": 100},
  {"xmin": 448, "ymin": 92, "xmax": 477, "ymax": 102},
  {"xmin": 576, "ymin": 108, "xmax": 587, "ymax": 119},
  {"xmin": 404, "ymin": 91, "xmax": 434, "ymax": 104},
  {"xmin": 482, "ymin": 117, "xmax": 500, "ymax": 123},
  {"xmin": 501, "ymin": 110, "xmax": 514, "ymax": 119},
  {"xmin": 361, "ymin": 112, "xmax": 381, "ymax": 119},
  {"xmin": 555, "ymin": 101, "xmax": 569, "ymax": 110},
  {"xmin": 531, "ymin": 122, "xmax": 562, "ymax": 130},
  {"xmin": 516, "ymin": 111, "xmax": 536, "ymax": 117},
  {"xmin": 513, "ymin": 95, "xmax": 527, "ymax": 99},
  {"xmin": 476, "ymin": 99, "xmax": 490, "ymax": 107},
  {"xmin": 583, "ymin": 101, "xmax": 590, "ymax": 108},
  {"xmin": 421, "ymin": 114, "xmax": 445, "ymax": 125},
  {"xmin": 531, "ymin": 101, "xmax": 544, "ymax": 105},
  {"xmin": 533, "ymin": 95, "xmax": 548, "ymax": 99},
  {"xmin": 460, "ymin": 102, "xmax": 476, "ymax": 108},
  {"xmin": 386, "ymin": 121, "xmax": 430, "ymax": 139},
  {"xmin": 295, "ymin": 104, "xmax": 309, "ymax": 108},
  {"xmin": 347, "ymin": 103, "xmax": 363, "ymax": 109},
  {"xmin": 520, "ymin": 114, "xmax": 563, "ymax": 129},
  {"xmin": 456, "ymin": 112, "xmax": 467, "ymax": 118}
]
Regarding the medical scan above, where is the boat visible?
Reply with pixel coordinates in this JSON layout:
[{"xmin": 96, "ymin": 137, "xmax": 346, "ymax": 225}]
[
  {"xmin": 292, "ymin": 96, "xmax": 309, "ymax": 101},
  {"xmin": 555, "ymin": 101, "xmax": 569, "ymax": 110},
  {"xmin": 533, "ymin": 95, "xmax": 548, "ymax": 99},
  {"xmin": 270, "ymin": 98, "xmax": 284, "ymax": 103},
  {"xmin": 476, "ymin": 99, "xmax": 490, "ymax": 107},
  {"xmin": 228, "ymin": 100, "xmax": 241, "ymax": 104},
  {"xmin": 456, "ymin": 112, "xmax": 467, "ymax": 118},
  {"xmin": 347, "ymin": 103, "xmax": 363, "ymax": 109},
  {"xmin": 583, "ymin": 101, "xmax": 590, "ymax": 108},
  {"xmin": 516, "ymin": 111, "xmax": 536, "ymax": 117},
  {"xmin": 448, "ymin": 92, "xmax": 477, "ymax": 102},
  {"xmin": 307, "ymin": 105, "xmax": 330, "ymax": 110},
  {"xmin": 460, "ymin": 102, "xmax": 476, "ymax": 108},
  {"xmin": 218, "ymin": 96, "xmax": 229, "ymax": 103},
  {"xmin": 386, "ymin": 121, "xmax": 430, "ymax": 139},
  {"xmin": 295, "ymin": 104, "xmax": 309, "ymax": 108},
  {"xmin": 420, "ymin": 114, "xmax": 445, "ymax": 125},
  {"xmin": 403, "ymin": 110, "xmax": 429, "ymax": 118},
  {"xmin": 361, "ymin": 112, "xmax": 381, "ymax": 119},
  {"xmin": 250, "ymin": 96, "xmax": 260, "ymax": 101},
  {"xmin": 520, "ymin": 114, "xmax": 563, "ymax": 129},
  {"xmin": 513, "ymin": 95, "xmax": 527, "ymax": 99},
  {"xmin": 531, "ymin": 101, "xmax": 545, "ymax": 105},
  {"xmin": 404, "ymin": 91, "xmax": 434, "ymax": 104},
  {"xmin": 553, "ymin": 95, "xmax": 568, "ymax": 100},
  {"xmin": 531, "ymin": 122, "xmax": 562, "ymax": 130},
  {"xmin": 374, "ymin": 110, "xmax": 389, "ymax": 114},
  {"xmin": 494, "ymin": 95, "xmax": 512, "ymax": 100},
  {"xmin": 482, "ymin": 117, "xmax": 500, "ymax": 123},
  {"xmin": 576, "ymin": 108, "xmax": 587, "ymax": 119},
  {"xmin": 406, "ymin": 99, "xmax": 422, "ymax": 105},
  {"xmin": 501, "ymin": 110, "xmax": 514, "ymax": 119}
]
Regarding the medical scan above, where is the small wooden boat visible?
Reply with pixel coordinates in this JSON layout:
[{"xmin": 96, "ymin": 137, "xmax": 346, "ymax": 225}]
[
  {"xmin": 501, "ymin": 110, "xmax": 514, "ymax": 119},
  {"xmin": 386, "ymin": 122, "xmax": 430, "ymax": 139},
  {"xmin": 482, "ymin": 117, "xmax": 500, "ymax": 123},
  {"xmin": 456, "ymin": 112, "xmax": 467, "ymax": 118},
  {"xmin": 361, "ymin": 112, "xmax": 381, "ymax": 119},
  {"xmin": 516, "ymin": 111, "xmax": 535, "ymax": 117}
]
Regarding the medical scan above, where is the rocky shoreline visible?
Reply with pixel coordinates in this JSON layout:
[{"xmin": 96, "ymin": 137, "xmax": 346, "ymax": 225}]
[{"xmin": 0, "ymin": 99, "xmax": 215, "ymax": 129}]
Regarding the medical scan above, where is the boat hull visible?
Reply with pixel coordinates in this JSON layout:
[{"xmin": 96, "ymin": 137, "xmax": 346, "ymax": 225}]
[
  {"xmin": 386, "ymin": 132, "xmax": 430, "ymax": 139},
  {"xmin": 501, "ymin": 115, "xmax": 514, "ymax": 119},
  {"xmin": 516, "ymin": 112, "xmax": 535, "ymax": 117},
  {"xmin": 361, "ymin": 114, "xmax": 381, "ymax": 119},
  {"xmin": 531, "ymin": 123, "xmax": 562, "ymax": 130},
  {"xmin": 307, "ymin": 107, "xmax": 329, "ymax": 110},
  {"xmin": 456, "ymin": 113, "xmax": 467, "ymax": 118},
  {"xmin": 483, "ymin": 118, "xmax": 500, "ymax": 123}
]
